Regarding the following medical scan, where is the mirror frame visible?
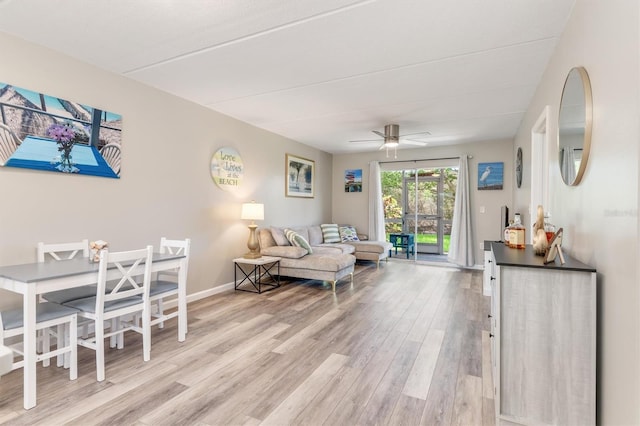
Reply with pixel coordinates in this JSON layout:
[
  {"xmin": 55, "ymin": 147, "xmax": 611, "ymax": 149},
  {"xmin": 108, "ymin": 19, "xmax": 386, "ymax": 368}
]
[{"xmin": 558, "ymin": 66, "xmax": 593, "ymax": 186}]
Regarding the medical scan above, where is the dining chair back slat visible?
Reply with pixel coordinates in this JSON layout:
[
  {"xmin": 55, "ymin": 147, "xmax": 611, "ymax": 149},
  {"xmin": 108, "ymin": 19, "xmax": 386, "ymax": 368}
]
[{"xmin": 37, "ymin": 240, "xmax": 89, "ymax": 262}]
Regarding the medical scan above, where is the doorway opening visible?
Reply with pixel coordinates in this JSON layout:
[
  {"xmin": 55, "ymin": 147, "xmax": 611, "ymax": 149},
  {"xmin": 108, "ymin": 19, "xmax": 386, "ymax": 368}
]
[{"xmin": 381, "ymin": 166, "xmax": 458, "ymax": 261}]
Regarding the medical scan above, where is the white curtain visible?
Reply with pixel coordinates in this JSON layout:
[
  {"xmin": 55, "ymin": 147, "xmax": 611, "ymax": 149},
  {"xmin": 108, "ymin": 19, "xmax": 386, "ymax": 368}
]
[
  {"xmin": 560, "ymin": 147, "xmax": 577, "ymax": 184},
  {"xmin": 447, "ymin": 155, "xmax": 475, "ymax": 267},
  {"xmin": 368, "ymin": 161, "xmax": 386, "ymax": 241}
]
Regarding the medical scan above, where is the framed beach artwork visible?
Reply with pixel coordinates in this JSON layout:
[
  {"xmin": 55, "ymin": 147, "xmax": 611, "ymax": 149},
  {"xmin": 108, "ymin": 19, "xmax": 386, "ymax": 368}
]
[
  {"xmin": 344, "ymin": 169, "xmax": 362, "ymax": 192},
  {"xmin": 477, "ymin": 162, "xmax": 504, "ymax": 190},
  {"xmin": 0, "ymin": 81, "xmax": 122, "ymax": 178},
  {"xmin": 286, "ymin": 153, "xmax": 314, "ymax": 198}
]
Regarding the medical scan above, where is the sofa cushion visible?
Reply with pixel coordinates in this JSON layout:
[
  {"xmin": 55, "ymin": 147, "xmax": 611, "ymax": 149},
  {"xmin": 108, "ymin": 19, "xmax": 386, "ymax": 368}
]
[
  {"xmin": 261, "ymin": 245, "xmax": 308, "ymax": 259},
  {"xmin": 270, "ymin": 227, "xmax": 290, "ymax": 246},
  {"xmin": 284, "ymin": 229, "xmax": 313, "ymax": 254},
  {"xmin": 290, "ymin": 227, "xmax": 310, "ymax": 242},
  {"xmin": 339, "ymin": 225, "xmax": 360, "ymax": 242},
  {"xmin": 258, "ymin": 228, "xmax": 277, "ymax": 250},
  {"xmin": 346, "ymin": 240, "xmax": 392, "ymax": 254},
  {"xmin": 307, "ymin": 225, "xmax": 323, "ymax": 246},
  {"xmin": 314, "ymin": 243, "xmax": 355, "ymax": 255},
  {"xmin": 320, "ymin": 224, "xmax": 341, "ymax": 243},
  {"xmin": 279, "ymin": 253, "xmax": 355, "ymax": 272}
]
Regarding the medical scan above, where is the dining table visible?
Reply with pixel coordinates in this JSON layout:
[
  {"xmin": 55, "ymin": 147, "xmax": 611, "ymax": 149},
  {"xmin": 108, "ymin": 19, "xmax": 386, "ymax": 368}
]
[
  {"xmin": 4, "ymin": 135, "xmax": 119, "ymax": 178},
  {"xmin": 0, "ymin": 252, "xmax": 187, "ymax": 409}
]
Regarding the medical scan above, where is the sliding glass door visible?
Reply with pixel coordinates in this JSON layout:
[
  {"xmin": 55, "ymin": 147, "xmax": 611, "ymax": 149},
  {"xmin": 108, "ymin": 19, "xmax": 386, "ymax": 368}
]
[{"xmin": 382, "ymin": 165, "xmax": 457, "ymax": 258}]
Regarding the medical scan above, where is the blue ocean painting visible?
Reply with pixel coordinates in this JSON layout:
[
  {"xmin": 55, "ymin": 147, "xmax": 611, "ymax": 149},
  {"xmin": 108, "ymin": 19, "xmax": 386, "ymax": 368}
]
[{"xmin": 477, "ymin": 162, "xmax": 504, "ymax": 190}]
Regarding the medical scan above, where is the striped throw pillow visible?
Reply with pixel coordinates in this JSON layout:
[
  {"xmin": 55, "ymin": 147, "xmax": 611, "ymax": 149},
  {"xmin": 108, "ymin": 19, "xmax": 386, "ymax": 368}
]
[
  {"xmin": 283, "ymin": 229, "xmax": 313, "ymax": 254},
  {"xmin": 320, "ymin": 223, "xmax": 341, "ymax": 243}
]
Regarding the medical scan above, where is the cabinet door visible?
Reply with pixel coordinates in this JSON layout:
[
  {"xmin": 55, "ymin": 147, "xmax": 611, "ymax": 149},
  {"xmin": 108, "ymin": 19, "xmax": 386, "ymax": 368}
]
[{"xmin": 499, "ymin": 267, "xmax": 595, "ymax": 425}]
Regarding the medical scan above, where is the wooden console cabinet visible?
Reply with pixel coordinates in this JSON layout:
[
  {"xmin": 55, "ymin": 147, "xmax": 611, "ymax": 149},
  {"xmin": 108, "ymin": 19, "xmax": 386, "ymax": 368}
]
[{"xmin": 485, "ymin": 242, "xmax": 596, "ymax": 425}]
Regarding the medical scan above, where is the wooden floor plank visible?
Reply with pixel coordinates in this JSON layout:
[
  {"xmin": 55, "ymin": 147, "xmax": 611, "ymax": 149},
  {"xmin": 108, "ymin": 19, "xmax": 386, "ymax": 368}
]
[
  {"xmin": 451, "ymin": 374, "xmax": 483, "ymax": 426},
  {"xmin": 402, "ymin": 328, "xmax": 445, "ymax": 400},
  {"xmin": 259, "ymin": 352, "xmax": 349, "ymax": 425}
]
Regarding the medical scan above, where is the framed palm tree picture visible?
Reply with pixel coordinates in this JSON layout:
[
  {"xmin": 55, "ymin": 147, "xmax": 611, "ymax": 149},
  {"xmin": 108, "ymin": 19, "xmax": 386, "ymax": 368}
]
[{"xmin": 286, "ymin": 153, "xmax": 314, "ymax": 198}]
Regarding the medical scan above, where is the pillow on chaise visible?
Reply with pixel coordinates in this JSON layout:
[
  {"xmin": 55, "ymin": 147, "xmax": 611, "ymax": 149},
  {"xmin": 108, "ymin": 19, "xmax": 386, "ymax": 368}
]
[
  {"xmin": 339, "ymin": 225, "xmax": 360, "ymax": 242},
  {"xmin": 284, "ymin": 228, "xmax": 313, "ymax": 254},
  {"xmin": 320, "ymin": 223, "xmax": 341, "ymax": 243},
  {"xmin": 270, "ymin": 227, "xmax": 290, "ymax": 246}
]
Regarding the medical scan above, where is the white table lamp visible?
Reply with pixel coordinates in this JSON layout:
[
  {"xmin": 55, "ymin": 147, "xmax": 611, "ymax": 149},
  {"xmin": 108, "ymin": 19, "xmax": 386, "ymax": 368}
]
[{"xmin": 241, "ymin": 201, "xmax": 264, "ymax": 259}]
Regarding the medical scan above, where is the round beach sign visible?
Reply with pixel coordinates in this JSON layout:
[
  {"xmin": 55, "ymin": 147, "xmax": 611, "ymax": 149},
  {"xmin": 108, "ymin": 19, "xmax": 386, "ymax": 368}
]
[{"xmin": 210, "ymin": 147, "xmax": 243, "ymax": 191}]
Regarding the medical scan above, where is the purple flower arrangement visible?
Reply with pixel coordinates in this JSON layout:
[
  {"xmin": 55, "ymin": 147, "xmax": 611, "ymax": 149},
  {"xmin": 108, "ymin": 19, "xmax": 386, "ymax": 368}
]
[{"xmin": 47, "ymin": 122, "xmax": 78, "ymax": 173}]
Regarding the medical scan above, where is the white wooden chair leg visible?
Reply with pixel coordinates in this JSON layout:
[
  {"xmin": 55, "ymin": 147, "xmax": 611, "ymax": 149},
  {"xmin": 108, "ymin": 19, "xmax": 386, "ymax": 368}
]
[
  {"xmin": 143, "ymin": 308, "xmax": 151, "ymax": 362},
  {"xmin": 56, "ymin": 324, "xmax": 65, "ymax": 367},
  {"xmin": 63, "ymin": 327, "xmax": 70, "ymax": 369},
  {"xmin": 117, "ymin": 317, "xmax": 124, "ymax": 349},
  {"xmin": 42, "ymin": 327, "xmax": 50, "ymax": 367},
  {"xmin": 109, "ymin": 319, "xmax": 117, "ymax": 348},
  {"xmin": 157, "ymin": 300, "xmax": 165, "ymax": 329},
  {"xmin": 69, "ymin": 317, "xmax": 77, "ymax": 380},
  {"xmin": 95, "ymin": 323, "xmax": 105, "ymax": 382}
]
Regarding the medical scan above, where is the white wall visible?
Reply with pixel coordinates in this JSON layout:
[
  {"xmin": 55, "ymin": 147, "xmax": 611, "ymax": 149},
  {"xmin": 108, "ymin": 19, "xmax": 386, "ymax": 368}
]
[
  {"xmin": 332, "ymin": 139, "xmax": 513, "ymax": 264},
  {"xmin": 0, "ymin": 32, "xmax": 333, "ymax": 309},
  {"xmin": 512, "ymin": 1, "xmax": 639, "ymax": 423}
]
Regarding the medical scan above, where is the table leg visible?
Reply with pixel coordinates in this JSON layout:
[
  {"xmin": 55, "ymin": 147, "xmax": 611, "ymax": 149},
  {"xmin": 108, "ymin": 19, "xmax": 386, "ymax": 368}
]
[
  {"xmin": 23, "ymin": 286, "xmax": 37, "ymax": 409},
  {"xmin": 177, "ymin": 259, "xmax": 187, "ymax": 342}
]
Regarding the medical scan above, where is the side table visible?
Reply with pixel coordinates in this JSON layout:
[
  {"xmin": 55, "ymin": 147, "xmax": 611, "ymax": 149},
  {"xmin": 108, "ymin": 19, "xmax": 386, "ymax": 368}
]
[{"xmin": 233, "ymin": 256, "xmax": 281, "ymax": 294}]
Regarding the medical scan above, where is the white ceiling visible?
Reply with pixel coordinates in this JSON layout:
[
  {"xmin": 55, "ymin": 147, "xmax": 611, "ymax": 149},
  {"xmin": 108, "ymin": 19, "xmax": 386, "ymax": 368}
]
[{"xmin": 0, "ymin": 0, "xmax": 575, "ymax": 154}]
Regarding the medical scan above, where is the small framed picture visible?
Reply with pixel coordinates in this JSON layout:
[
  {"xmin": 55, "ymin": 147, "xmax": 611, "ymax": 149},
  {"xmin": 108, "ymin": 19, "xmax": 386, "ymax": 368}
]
[
  {"xmin": 478, "ymin": 162, "xmax": 504, "ymax": 190},
  {"xmin": 544, "ymin": 228, "xmax": 565, "ymax": 264},
  {"xmin": 286, "ymin": 154, "xmax": 314, "ymax": 198},
  {"xmin": 344, "ymin": 169, "xmax": 362, "ymax": 192}
]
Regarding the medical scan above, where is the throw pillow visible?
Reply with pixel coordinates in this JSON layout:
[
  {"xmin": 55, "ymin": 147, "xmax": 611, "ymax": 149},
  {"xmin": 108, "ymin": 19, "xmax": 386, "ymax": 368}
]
[
  {"xmin": 339, "ymin": 225, "xmax": 360, "ymax": 242},
  {"xmin": 283, "ymin": 228, "xmax": 313, "ymax": 254},
  {"xmin": 270, "ymin": 227, "xmax": 290, "ymax": 246},
  {"xmin": 320, "ymin": 223, "xmax": 341, "ymax": 243}
]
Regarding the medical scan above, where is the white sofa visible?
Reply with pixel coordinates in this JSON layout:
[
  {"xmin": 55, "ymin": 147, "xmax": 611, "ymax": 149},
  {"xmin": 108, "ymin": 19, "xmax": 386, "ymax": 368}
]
[{"xmin": 257, "ymin": 225, "xmax": 392, "ymax": 291}]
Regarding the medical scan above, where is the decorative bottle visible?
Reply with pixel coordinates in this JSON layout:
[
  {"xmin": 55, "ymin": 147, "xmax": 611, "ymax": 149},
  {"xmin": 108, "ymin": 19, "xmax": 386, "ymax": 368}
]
[
  {"xmin": 508, "ymin": 213, "xmax": 526, "ymax": 249},
  {"xmin": 544, "ymin": 212, "xmax": 556, "ymax": 242},
  {"xmin": 504, "ymin": 219, "xmax": 514, "ymax": 245}
]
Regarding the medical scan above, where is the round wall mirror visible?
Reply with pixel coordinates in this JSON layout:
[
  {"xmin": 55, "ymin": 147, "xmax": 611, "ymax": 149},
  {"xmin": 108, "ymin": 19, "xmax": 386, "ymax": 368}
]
[{"xmin": 558, "ymin": 66, "xmax": 593, "ymax": 186}]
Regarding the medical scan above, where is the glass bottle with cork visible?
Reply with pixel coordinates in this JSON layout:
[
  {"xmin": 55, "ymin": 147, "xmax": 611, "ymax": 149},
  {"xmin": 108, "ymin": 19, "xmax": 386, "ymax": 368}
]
[{"xmin": 508, "ymin": 213, "xmax": 526, "ymax": 249}]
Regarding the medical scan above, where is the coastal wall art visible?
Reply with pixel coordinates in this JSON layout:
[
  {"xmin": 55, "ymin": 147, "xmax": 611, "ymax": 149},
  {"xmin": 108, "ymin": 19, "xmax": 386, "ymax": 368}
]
[
  {"xmin": 477, "ymin": 161, "xmax": 504, "ymax": 190},
  {"xmin": 0, "ymin": 81, "xmax": 122, "ymax": 178},
  {"xmin": 210, "ymin": 147, "xmax": 243, "ymax": 191},
  {"xmin": 286, "ymin": 153, "xmax": 314, "ymax": 198},
  {"xmin": 344, "ymin": 169, "xmax": 362, "ymax": 192}
]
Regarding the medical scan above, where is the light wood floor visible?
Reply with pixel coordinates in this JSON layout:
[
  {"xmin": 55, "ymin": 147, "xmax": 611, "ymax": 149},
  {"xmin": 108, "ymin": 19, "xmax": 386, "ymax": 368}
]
[{"xmin": 0, "ymin": 261, "xmax": 495, "ymax": 425}]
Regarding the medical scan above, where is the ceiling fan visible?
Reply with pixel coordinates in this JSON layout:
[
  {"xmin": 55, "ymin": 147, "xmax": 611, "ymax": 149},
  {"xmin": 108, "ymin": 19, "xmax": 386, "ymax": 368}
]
[{"xmin": 349, "ymin": 124, "xmax": 430, "ymax": 157}]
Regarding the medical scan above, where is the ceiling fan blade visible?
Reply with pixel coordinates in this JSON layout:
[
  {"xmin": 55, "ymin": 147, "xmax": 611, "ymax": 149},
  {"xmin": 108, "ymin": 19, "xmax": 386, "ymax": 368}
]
[
  {"xmin": 402, "ymin": 139, "xmax": 428, "ymax": 146},
  {"xmin": 372, "ymin": 130, "xmax": 385, "ymax": 138},
  {"xmin": 400, "ymin": 131, "xmax": 431, "ymax": 137},
  {"xmin": 349, "ymin": 138, "xmax": 383, "ymax": 143}
]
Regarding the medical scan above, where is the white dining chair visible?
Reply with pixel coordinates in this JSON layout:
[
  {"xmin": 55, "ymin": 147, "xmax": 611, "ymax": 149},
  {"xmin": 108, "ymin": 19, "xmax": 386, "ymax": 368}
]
[
  {"xmin": 37, "ymin": 240, "xmax": 97, "ymax": 366},
  {"xmin": 148, "ymin": 238, "xmax": 190, "ymax": 334},
  {"xmin": 99, "ymin": 143, "xmax": 121, "ymax": 175},
  {"xmin": 0, "ymin": 123, "xmax": 21, "ymax": 166},
  {"xmin": 63, "ymin": 246, "xmax": 153, "ymax": 382},
  {"xmin": 0, "ymin": 303, "xmax": 78, "ymax": 380}
]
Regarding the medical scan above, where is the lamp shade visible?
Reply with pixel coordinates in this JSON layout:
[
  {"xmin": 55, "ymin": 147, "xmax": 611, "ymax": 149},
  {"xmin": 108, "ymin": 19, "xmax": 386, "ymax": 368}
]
[{"xmin": 241, "ymin": 202, "xmax": 264, "ymax": 221}]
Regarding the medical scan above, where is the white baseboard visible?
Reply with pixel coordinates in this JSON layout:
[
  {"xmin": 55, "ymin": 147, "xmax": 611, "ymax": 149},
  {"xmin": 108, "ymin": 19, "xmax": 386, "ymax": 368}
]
[{"xmin": 162, "ymin": 281, "xmax": 236, "ymax": 309}]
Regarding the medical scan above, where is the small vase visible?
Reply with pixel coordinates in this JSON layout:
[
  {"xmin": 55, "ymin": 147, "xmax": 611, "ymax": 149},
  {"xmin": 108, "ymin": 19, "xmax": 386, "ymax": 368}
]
[{"xmin": 56, "ymin": 150, "xmax": 79, "ymax": 173}]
